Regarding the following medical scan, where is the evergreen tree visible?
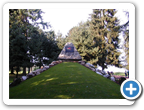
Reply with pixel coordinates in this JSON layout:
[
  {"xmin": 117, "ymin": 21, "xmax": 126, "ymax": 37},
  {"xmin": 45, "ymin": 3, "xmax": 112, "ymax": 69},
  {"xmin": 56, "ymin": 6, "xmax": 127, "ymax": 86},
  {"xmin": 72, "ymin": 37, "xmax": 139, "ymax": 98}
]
[
  {"xmin": 67, "ymin": 21, "xmax": 95, "ymax": 62},
  {"xmin": 67, "ymin": 9, "xmax": 121, "ymax": 70},
  {"xmin": 45, "ymin": 31, "xmax": 60, "ymax": 62},
  {"xmin": 10, "ymin": 35, "xmax": 27, "ymax": 78},
  {"xmin": 89, "ymin": 9, "xmax": 122, "ymax": 70},
  {"xmin": 105, "ymin": 9, "xmax": 121, "ymax": 67},
  {"xmin": 89, "ymin": 9, "xmax": 107, "ymax": 69},
  {"xmin": 9, "ymin": 9, "xmax": 50, "ymax": 76},
  {"xmin": 29, "ymin": 29, "xmax": 60, "ymax": 67},
  {"xmin": 56, "ymin": 32, "xmax": 66, "ymax": 50}
]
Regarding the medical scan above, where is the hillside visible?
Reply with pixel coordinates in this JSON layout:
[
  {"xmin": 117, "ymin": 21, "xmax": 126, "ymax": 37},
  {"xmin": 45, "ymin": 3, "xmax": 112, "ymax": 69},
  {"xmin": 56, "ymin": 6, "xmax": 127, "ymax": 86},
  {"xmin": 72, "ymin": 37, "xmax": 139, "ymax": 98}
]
[{"xmin": 9, "ymin": 62, "xmax": 124, "ymax": 99}]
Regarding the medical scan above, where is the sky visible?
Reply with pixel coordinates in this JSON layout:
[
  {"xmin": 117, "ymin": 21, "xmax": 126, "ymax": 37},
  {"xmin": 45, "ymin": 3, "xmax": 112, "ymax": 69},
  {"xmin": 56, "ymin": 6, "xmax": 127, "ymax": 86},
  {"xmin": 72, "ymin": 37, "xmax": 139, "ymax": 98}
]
[
  {"xmin": 41, "ymin": 9, "xmax": 129, "ymax": 36},
  {"xmin": 41, "ymin": 9, "xmax": 93, "ymax": 36}
]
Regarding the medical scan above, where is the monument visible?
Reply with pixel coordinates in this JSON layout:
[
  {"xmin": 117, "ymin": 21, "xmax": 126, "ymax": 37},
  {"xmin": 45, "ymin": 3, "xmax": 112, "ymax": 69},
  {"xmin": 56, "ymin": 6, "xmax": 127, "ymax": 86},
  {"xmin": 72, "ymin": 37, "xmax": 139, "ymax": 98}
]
[{"xmin": 57, "ymin": 42, "xmax": 82, "ymax": 61}]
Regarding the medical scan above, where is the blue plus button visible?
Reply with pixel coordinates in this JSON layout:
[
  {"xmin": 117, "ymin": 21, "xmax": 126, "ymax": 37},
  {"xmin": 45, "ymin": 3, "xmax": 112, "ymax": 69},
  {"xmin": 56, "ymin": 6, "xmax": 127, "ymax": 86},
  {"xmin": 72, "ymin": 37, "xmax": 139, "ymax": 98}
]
[
  {"xmin": 121, "ymin": 79, "xmax": 142, "ymax": 100},
  {"xmin": 123, "ymin": 81, "xmax": 139, "ymax": 97}
]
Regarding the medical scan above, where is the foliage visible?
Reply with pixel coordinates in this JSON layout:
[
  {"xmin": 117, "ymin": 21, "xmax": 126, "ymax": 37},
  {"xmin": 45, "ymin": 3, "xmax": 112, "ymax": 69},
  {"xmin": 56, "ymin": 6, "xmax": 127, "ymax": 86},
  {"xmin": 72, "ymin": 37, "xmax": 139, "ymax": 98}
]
[
  {"xmin": 9, "ymin": 34, "xmax": 27, "ymax": 78},
  {"xmin": 9, "ymin": 8, "xmax": 127, "ymax": 78},
  {"xmin": 90, "ymin": 9, "xmax": 122, "ymax": 69},
  {"xmin": 56, "ymin": 32, "xmax": 67, "ymax": 50},
  {"xmin": 9, "ymin": 9, "xmax": 59, "ymax": 77},
  {"xmin": 67, "ymin": 9, "xmax": 122, "ymax": 70},
  {"xmin": 9, "ymin": 62, "xmax": 124, "ymax": 99},
  {"xmin": 67, "ymin": 21, "xmax": 94, "ymax": 62}
]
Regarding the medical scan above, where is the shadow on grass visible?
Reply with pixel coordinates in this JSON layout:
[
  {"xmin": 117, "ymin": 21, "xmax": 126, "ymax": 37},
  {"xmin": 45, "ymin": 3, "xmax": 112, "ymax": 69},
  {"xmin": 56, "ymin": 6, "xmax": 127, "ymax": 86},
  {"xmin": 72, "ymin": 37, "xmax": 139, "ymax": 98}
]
[
  {"xmin": 30, "ymin": 77, "xmax": 59, "ymax": 87},
  {"xmin": 9, "ymin": 62, "xmax": 124, "ymax": 99}
]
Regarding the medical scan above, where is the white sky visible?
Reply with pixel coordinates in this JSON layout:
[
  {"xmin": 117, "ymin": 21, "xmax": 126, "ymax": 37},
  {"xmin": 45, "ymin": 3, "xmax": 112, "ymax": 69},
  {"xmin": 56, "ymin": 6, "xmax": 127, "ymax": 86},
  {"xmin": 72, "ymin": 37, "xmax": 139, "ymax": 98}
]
[
  {"xmin": 41, "ymin": 9, "xmax": 93, "ymax": 36},
  {"xmin": 41, "ymin": 9, "xmax": 129, "ymax": 36}
]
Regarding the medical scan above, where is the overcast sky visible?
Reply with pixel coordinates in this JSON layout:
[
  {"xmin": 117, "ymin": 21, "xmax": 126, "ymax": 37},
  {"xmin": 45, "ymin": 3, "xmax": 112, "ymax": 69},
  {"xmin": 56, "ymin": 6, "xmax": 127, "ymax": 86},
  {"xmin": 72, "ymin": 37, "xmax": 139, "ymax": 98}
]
[{"xmin": 41, "ymin": 9, "xmax": 129, "ymax": 36}]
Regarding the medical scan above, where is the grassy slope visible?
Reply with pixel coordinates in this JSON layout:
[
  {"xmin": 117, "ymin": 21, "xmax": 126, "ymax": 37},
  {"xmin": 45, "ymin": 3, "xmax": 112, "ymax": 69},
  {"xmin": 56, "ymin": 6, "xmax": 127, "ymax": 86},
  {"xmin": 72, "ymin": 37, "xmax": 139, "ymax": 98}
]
[{"xmin": 9, "ymin": 62, "xmax": 124, "ymax": 99}]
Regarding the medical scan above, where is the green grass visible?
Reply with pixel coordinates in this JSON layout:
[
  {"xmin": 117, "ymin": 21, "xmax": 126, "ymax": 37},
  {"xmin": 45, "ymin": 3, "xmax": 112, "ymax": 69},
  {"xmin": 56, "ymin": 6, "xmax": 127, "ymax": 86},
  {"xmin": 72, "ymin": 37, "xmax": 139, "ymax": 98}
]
[
  {"xmin": 114, "ymin": 72, "xmax": 125, "ymax": 76},
  {"xmin": 9, "ymin": 66, "xmax": 40, "ymax": 83},
  {"xmin": 9, "ymin": 62, "xmax": 124, "ymax": 99},
  {"xmin": 9, "ymin": 77, "xmax": 14, "ymax": 84}
]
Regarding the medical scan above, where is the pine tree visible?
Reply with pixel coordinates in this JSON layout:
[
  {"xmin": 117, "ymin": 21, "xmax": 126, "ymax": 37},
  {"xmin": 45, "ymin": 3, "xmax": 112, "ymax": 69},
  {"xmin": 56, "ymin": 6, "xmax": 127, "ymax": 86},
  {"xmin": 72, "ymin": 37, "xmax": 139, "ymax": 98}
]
[
  {"xmin": 45, "ymin": 31, "xmax": 60, "ymax": 62},
  {"xmin": 89, "ymin": 9, "xmax": 122, "ymax": 70},
  {"xmin": 10, "ymin": 35, "xmax": 27, "ymax": 78},
  {"xmin": 89, "ymin": 9, "xmax": 108, "ymax": 69},
  {"xmin": 67, "ymin": 21, "xmax": 94, "ymax": 62},
  {"xmin": 104, "ymin": 9, "xmax": 121, "ymax": 67},
  {"xmin": 29, "ymin": 29, "xmax": 60, "ymax": 67},
  {"xmin": 19, "ymin": 9, "xmax": 49, "ymax": 75},
  {"xmin": 56, "ymin": 32, "xmax": 66, "ymax": 50},
  {"xmin": 9, "ymin": 9, "xmax": 50, "ymax": 76}
]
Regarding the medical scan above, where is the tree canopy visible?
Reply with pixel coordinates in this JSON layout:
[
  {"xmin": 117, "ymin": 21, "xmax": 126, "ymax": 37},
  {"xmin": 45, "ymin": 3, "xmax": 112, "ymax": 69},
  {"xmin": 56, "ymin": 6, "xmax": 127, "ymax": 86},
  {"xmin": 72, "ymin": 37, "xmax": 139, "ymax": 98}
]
[
  {"xmin": 9, "ymin": 9, "xmax": 60, "ymax": 77},
  {"xmin": 66, "ymin": 9, "xmax": 122, "ymax": 70},
  {"xmin": 9, "ymin": 9, "xmax": 128, "ymax": 78}
]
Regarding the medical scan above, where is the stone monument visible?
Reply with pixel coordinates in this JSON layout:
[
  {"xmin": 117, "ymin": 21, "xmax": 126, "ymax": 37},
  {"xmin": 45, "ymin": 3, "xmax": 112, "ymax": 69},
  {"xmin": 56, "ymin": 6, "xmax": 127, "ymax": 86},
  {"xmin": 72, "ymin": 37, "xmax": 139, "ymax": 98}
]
[{"xmin": 57, "ymin": 42, "xmax": 82, "ymax": 61}]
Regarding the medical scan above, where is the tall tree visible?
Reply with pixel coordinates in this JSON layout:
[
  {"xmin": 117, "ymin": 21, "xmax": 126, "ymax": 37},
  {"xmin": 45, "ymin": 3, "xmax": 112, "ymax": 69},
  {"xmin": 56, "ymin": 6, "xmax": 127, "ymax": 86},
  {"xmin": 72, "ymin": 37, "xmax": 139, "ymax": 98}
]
[
  {"xmin": 56, "ymin": 32, "xmax": 66, "ymax": 50},
  {"xmin": 45, "ymin": 31, "xmax": 60, "ymax": 63},
  {"xmin": 29, "ymin": 29, "xmax": 60, "ymax": 67},
  {"xmin": 89, "ymin": 9, "xmax": 122, "ymax": 70},
  {"xmin": 10, "ymin": 34, "xmax": 27, "ymax": 78},
  {"xmin": 67, "ymin": 21, "xmax": 95, "ymax": 62},
  {"xmin": 89, "ymin": 9, "xmax": 107, "ymax": 69},
  {"xmin": 9, "ymin": 9, "xmax": 50, "ymax": 76}
]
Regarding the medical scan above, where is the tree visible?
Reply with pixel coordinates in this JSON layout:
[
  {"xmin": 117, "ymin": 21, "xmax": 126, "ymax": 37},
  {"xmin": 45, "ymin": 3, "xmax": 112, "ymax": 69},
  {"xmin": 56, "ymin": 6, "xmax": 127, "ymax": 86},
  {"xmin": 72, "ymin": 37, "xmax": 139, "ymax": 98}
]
[
  {"xmin": 89, "ymin": 9, "xmax": 107, "ymax": 69},
  {"xmin": 89, "ymin": 9, "xmax": 122, "ymax": 70},
  {"xmin": 10, "ymin": 35, "xmax": 27, "ymax": 78},
  {"xmin": 9, "ymin": 9, "xmax": 50, "ymax": 76},
  {"xmin": 67, "ymin": 21, "xmax": 95, "ymax": 62},
  {"xmin": 18, "ymin": 9, "xmax": 49, "ymax": 75},
  {"xmin": 45, "ymin": 31, "xmax": 60, "ymax": 63},
  {"xmin": 66, "ymin": 9, "xmax": 121, "ymax": 70},
  {"xmin": 56, "ymin": 31, "xmax": 66, "ymax": 50},
  {"xmin": 29, "ymin": 29, "xmax": 60, "ymax": 67}
]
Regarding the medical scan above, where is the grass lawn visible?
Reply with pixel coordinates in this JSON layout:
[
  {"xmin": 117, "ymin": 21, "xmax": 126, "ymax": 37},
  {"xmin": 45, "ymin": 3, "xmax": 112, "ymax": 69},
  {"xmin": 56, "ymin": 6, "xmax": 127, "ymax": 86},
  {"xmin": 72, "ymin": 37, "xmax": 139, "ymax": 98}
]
[
  {"xmin": 9, "ymin": 62, "xmax": 124, "ymax": 99},
  {"xmin": 114, "ymin": 72, "xmax": 125, "ymax": 77}
]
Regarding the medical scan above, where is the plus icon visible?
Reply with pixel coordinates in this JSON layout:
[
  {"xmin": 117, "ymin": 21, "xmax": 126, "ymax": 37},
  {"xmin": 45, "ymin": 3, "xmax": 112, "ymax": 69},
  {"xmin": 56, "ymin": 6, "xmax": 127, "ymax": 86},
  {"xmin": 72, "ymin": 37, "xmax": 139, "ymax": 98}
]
[
  {"xmin": 121, "ymin": 79, "xmax": 142, "ymax": 100},
  {"xmin": 126, "ymin": 83, "xmax": 137, "ymax": 95}
]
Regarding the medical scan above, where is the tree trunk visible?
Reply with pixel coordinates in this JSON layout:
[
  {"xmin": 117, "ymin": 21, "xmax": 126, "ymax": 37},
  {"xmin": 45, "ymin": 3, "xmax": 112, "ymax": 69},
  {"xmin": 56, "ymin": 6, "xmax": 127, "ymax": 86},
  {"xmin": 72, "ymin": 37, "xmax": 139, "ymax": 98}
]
[
  {"xmin": 28, "ymin": 67, "xmax": 30, "ymax": 73},
  {"xmin": 102, "ymin": 66, "xmax": 104, "ymax": 71},
  {"xmin": 10, "ymin": 67, "xmax": 14, "ymax": 74},
  {"xmin": 16, "ymin": 66, "xmax": 19, "ymax": 78},
  {"xmin": 23, "ymin": 66, "xmax": 26, "ymax": 76}
]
